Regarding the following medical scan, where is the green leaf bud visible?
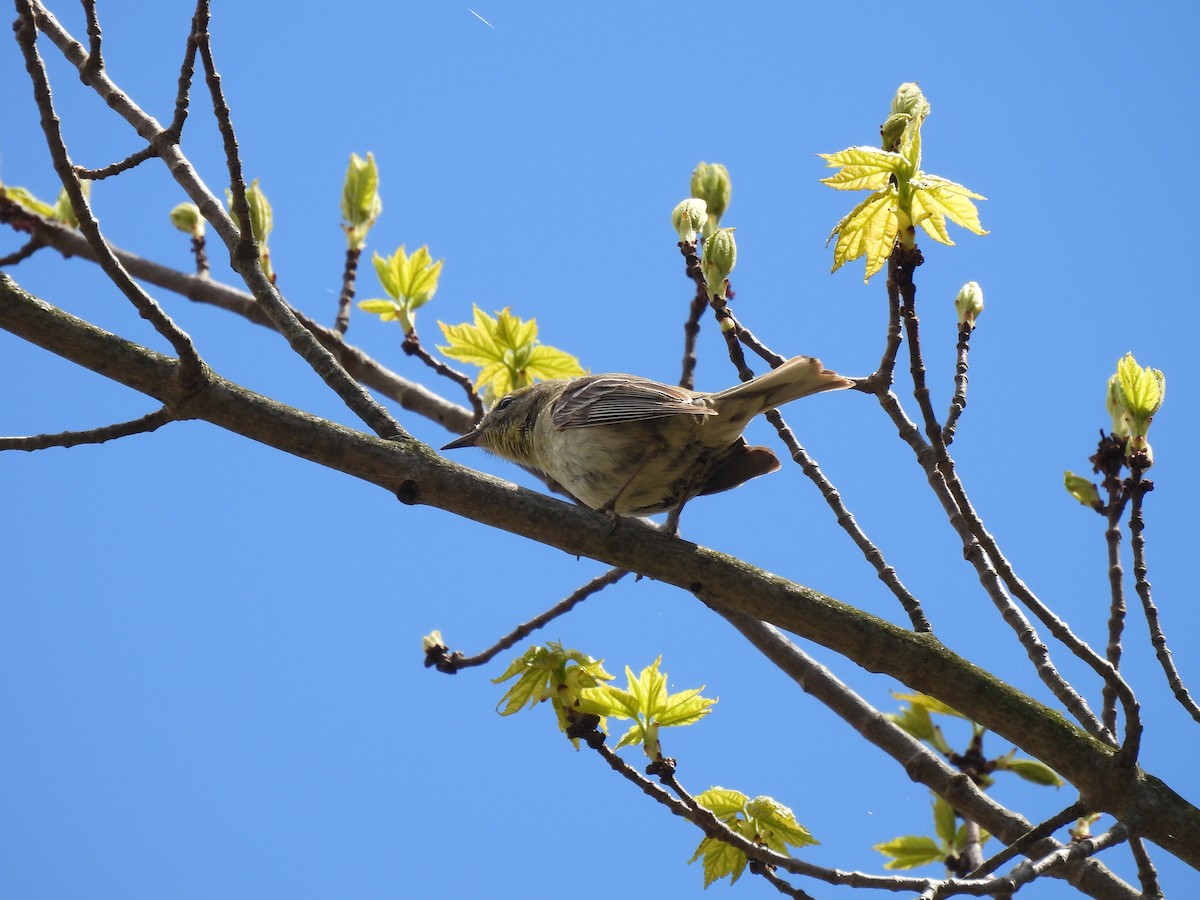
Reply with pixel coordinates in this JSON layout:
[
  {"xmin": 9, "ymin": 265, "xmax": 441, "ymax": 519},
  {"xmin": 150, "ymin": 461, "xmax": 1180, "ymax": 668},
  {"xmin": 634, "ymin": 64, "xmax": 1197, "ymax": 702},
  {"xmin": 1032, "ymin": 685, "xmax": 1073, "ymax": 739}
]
[
  {"xmin": 701, "ymin": 227, "xmax": 737, "ymax": 299},
  {"xmin": 1108, "ymin": 353, "xmax": 1165, "ymax": 464},
  {"xmin": 954, "ymin": 281, "xmax": 984, "ymax": 327},
  {"xmin": 1063, "ymin": 472, "xmax": 1101, "ymax": 508},
  {"xmin": 880, "ymin": 82, "xmax": 930, "ymax": 151},
  {"xmin": 342, "ymin": 152, "xmax": 382, "ymax": 250},
  {"xmin": 671, "ymin": 197, "xmax": 708, "ymax": 243},
  {"xmin": 690, "ymin": 162, "xmax": 731, "ymax": 230},
  {"xmin": 52, "ymin": 180, "xmax": 90, "ymax": 229},
  {"xmin": 169, "ymin": 202, "xmax": 205, "ymax": 237}
]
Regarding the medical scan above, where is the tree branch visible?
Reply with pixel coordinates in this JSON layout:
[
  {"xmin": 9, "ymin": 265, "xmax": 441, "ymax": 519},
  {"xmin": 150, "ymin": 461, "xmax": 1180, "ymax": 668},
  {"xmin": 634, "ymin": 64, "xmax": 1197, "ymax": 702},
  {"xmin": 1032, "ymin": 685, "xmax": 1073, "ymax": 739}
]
[{"xmin": 3, "ymin": 272, "xmax": 1196, "ymax": 870}]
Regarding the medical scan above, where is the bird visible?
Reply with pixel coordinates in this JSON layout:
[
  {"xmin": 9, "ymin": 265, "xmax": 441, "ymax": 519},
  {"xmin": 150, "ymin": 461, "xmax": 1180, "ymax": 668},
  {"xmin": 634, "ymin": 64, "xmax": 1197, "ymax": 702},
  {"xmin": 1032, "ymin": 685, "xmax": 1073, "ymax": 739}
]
[{"xmin": 442, "ymin": 355, "xmax": 853, "ymax": 520}]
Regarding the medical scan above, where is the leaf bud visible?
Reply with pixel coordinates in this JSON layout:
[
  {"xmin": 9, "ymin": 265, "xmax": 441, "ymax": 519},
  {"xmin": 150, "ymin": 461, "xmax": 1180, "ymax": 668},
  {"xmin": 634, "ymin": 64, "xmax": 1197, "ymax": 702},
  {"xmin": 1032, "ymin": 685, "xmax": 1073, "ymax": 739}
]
[
  {"xmin": 671, "ymin": 198, "xmax": 708, "ymax": 243},
  {"xmin": 169, "ymin": 202, "xmax": 205, "ymax": 237},
  {"xmin": 690, "ymin": 162, "xmax": 731, "ymax": 230},
  {"xmin": 954, "ymin": 281, "xmax": 984, "ymax": 327},
  {"xmin": 701, "ymin": 227, "xmax": 737, "ymax": 299},
  {"xmin": 880, "ymin": 82, "xmax": 930, "ymax": 151},
  {"xmin": 1063, "ymin": 472, "xmax": 1101, "ymax": 508}
]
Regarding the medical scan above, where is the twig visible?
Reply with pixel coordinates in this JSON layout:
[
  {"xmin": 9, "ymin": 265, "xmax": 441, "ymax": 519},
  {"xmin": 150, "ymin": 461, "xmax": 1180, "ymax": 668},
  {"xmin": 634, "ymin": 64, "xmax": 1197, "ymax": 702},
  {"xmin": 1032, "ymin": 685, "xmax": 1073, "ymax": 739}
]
[
  {"xmin": 15, "ymin": 2, "xmax": 204, "ymax": 386},
  {"xmin": 1101, "ymin": 490, "xmax": 1127, "ymax": 736},
  {"xmin": 676, "ymin": 240, "xmax": 707, "ymax": 390},
  {"xmin": 188, "ymin": 0, "xmax": 404, "ymax": 440},
  {"xmin": 1127, "ymin": 836, "xmax": 1163, "ymax": 900},
  {"xmin": 0, "ymin": 236, "xmax": 44, "ymax": 266},
  {"xmin": 874, "ymin": 386, "xmax": 1114, "ymax": 744},
  {"xmin": 427, "ymin": 568, "xmax": 628, "ymax": 672},
  {"xmin": 766, "ymin": 408, "xmax": 931, "ymax": 632},
  {"xmin": 1128, "ymin": 471, "xmax": 1200, "ymax": 724},
  {"xmin": 942, "ymin": 322, "xmax": 973, "ymax": 445},
  {"xmin": 0, "ymin": 406, "xmax": 176, "ymax": 451},
  {"xmin": 0, "ymin": 210, "xmax": 472, "ymax": 433},
  {"xmin": 716, "ymin": 610, "xmax": 1137, "ymax": 899},
  {"xmin": 334, "ymin": 246, "xmax": 360, "ymax": 335},
  {"xmin": 403, "ymin": 334, "xmax": 484, "ymax": 420},
  {"xmin": 967, "ymin": 801, "xmax": 1087, "ymax": 879}
]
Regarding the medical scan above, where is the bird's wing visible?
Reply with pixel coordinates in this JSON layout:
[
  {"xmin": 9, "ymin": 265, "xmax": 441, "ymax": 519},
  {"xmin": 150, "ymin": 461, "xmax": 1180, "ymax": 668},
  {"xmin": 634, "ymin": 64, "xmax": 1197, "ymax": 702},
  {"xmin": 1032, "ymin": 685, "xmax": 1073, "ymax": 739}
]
[{"xmin": 550, "ymin": 375, "xmax": 717, "ymax": 429}]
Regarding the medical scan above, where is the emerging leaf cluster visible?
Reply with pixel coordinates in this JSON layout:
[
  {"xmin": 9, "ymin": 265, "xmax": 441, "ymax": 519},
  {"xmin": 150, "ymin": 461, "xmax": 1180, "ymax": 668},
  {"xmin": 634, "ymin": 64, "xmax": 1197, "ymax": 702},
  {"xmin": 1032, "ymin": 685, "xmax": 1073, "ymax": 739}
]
[
  {"xmin": 1, "ymin": 181, "xmax": 90, "ymax": 228},
  {"xmin": 359, "ymin": 245, "xmax": 444, "ymax": 335},
  {"xmin": 341, "ymin": 152, "xmax": 382, "ymax": 250},
  {"xmin": 689, "ymin": 788, "xmax": 817, "ymax": 887},
  {"xmin": 875, "ymin": 797, "xmax": 991, "ymax": 870},
  {"xmin": 226, "ymin": 179, "xmax": 274, "ymax": 279},
  {"xmin": 820, "ymin": 94, "xmax": 986, "ymax": 281},
  {"xmin": 492, "ymin": 642, "xmax": 614, "ymax": 746},
  {"xmin": 577, "ymin": 656, "xmax": 715, "ymax": 759},
  {"xmin": 438, "ymin": 305, "xmax": 584, "ymax": 402}
]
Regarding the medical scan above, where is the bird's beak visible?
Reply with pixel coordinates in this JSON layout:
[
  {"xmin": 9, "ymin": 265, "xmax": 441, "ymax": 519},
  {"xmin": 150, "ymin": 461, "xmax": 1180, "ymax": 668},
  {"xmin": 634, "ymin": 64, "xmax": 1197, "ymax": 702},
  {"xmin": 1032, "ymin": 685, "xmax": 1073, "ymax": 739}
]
[{"xmin": 441, "ymin": 429, "xmax": 482, "ymax": 450}]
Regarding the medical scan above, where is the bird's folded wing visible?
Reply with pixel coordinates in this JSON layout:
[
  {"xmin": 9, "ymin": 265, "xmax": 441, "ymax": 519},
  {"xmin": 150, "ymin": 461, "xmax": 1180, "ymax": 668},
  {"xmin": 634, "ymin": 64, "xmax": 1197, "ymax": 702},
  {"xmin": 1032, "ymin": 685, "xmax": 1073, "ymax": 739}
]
[{"xmin": 551, "ymin": 375, "xmax": 717, "ymax": 429}]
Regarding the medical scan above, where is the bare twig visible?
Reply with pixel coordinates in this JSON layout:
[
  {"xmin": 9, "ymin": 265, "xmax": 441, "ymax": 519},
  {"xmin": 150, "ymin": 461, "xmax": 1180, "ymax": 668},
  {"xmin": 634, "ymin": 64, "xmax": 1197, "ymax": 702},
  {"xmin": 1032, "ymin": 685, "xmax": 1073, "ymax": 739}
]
[
  {"xmin": 942, "ymin": 322, "xmax": 973, "ymax": 445},
  {"xmin": 1128, "ymin": 471, "xmax": 1200, "ymax": 725},
  {"xmin": 1101, "ymin": 491, "xmax": 1127, "ymax": 736},
  {"xmin": 15, "ymin": 2, "xmax": 204, "ymax": 386},
  {"xmin": 718, "ymin": 609, "xmax": 1136, "ymax": 900},
  {"xmin": 334, "ymin": 246, "xmax": 361, "ymax": 334},
  {"xmin": 0, "ymin": 406, "xmax": 176, "ymax": 451},
  {"xmin": 676, "ymin": 240, "xmax": 707, "ymax": 390},
  {"xmin": 428, "ymin": 568, "xmax": 628, "ymax": 672},
  {"xmin": 402, "ymin": 334, "xmax": 485, "ymax": 420},
  {"xmin": 1127, "ymin": 836, "xmax": 1164, "ymax": 900}
]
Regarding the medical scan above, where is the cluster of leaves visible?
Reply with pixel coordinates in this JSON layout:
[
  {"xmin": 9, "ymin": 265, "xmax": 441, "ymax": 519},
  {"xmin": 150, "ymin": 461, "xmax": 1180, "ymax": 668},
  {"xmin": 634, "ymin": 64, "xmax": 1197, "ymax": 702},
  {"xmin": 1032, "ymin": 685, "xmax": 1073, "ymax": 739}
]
[
  {"xmin": 1, "ymin": 180, "xmax": 90, "ymax": 227},
  {"xmin": 438, "ymin": 306, "xmax": 584, "ymax": 402},
  {"xmin": 820, "ymin": 82, "xmax": 986, "ymax": 282},
  {"xmin": 493, "ymin": 645, "xmax": 815, "ymax": 887},
  {"xmin": 878, "ymin": 693, "xmax": 1062, "ymax": 870}
]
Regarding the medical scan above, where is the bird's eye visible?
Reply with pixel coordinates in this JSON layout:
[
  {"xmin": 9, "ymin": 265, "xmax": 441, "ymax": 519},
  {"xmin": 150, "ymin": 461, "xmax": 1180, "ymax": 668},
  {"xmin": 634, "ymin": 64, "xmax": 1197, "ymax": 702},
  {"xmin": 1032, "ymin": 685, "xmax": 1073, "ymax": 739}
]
[{"xmin": 495, "ymin": 395, "xmax": 515, "ymax": 411}]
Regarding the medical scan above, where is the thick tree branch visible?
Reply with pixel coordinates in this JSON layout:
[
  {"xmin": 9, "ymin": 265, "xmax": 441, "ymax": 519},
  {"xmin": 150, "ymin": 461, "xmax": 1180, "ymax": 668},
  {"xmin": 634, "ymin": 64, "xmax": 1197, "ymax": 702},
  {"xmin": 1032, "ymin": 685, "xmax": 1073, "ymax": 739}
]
[{"xmin": 3, "ymin": 273, "xmax": 1196, "ymax": 871}]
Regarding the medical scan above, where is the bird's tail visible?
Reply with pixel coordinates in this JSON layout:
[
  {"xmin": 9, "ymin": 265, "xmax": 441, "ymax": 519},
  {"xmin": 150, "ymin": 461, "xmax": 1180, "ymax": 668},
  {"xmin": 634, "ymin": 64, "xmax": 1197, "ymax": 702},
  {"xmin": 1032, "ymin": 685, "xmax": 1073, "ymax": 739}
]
[{"xmin": 713, "ymin": 356, "xmax": 854, "ymax": 415}]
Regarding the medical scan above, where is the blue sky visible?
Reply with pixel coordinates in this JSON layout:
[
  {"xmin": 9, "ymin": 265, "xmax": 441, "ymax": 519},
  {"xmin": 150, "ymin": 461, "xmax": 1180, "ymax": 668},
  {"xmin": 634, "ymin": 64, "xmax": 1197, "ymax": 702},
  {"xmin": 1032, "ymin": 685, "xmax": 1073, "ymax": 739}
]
[{"xmin": 3, "ymin": 2, "xmax": 1199, "ymax": 898}]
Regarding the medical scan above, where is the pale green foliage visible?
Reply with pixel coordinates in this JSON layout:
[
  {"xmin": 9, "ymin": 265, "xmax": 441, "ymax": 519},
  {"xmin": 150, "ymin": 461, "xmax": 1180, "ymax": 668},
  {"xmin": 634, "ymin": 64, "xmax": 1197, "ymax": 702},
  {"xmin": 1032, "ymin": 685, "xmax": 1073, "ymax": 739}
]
[
  {"xmin": 1063, "ymin": 471, "xmax": 1101, "ymax": 508},
  {"xmin": 876, "ymin": 797, "xmax": 993, "ymax": 870},
  {"xmin": 0, "ymin": 182, "xmax": 88, "ymax": 227},
  {"xmin": 0, "ymin": 184, "xmax": 56, "ymax": 219},
  {"xmin": 954, "ymin": 280, "xmax": 984, "ymax": 327},
  {"xmin": 1108, "ymin": 352, "xmax": 1165, "ymax": 463},
  {"xmin": 359, "ymin": 245, "xmax": 444, "ymax": 335},
  {"xmin": 226, "ymin": 179, "xmax": 274, "ymax": 279},
  {"xmin": 995, "ymin": 752, "xmax": 1065, "ymax": 787},
  {"xmin": 578, "ymin": 656, "xmax": 715, "ymax": 759},
  {"xmin": 688, "ymin": 787, "xmax": 817, "ymax": 887},
  {"xmin": 874, "ymin": 834, "xmax": 944, "ymax": 870},
  {"xmin": 690, "ymin": 161, "xmax": 731, "ymax": 234},
  {"xmin": 492, "ymin": 642, "xmax": 614, "ymax": 747},
  {"xmin": 700, "ymin": 227, "xmax": 737, "ymax": 300},
  {"xmin": 169, "ymin": 202, "xmax": 204, "ymax": 237},
  {"xmin": 52, "ymin": 180, "xmax": 89, "ymax": 228},
  {"xmin": 341, "ymin": 152, "xmax": 382, "ymax": 250},
  {"xmin": 438, "ymin": 305, "xmax": 584, "ymax": 402},
  {"xmin": 820, "ymin": 86, "xmax": 986, "ymax": 282},
  {"xmin": 672, "ymin": 197, "xmax": 707, "ymax": 243}
]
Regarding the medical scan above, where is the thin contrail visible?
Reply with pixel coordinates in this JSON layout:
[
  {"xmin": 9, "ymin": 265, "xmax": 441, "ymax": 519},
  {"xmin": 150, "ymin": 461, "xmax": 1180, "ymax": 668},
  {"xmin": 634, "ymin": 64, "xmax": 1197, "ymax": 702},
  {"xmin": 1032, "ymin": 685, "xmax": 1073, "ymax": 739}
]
[{"xmin": 467, "ymin": 8, "xmax": 495, "ymax": 28}]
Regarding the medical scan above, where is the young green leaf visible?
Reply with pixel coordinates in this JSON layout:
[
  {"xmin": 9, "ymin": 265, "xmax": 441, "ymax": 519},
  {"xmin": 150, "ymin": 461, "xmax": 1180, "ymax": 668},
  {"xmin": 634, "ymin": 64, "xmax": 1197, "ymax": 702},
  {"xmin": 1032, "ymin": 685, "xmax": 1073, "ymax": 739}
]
[
  {"xmin": 689, "ymin": 788, "xmax": 816, "ymax": 887},
  {"xmin": 438, "ymin": 306, "xmax": 584, "ymax": 401},
  {"xmin": 577, "ymin": 657, "xmax": 715, "ymax": 759},
  {"xmin": 874, "ymin": 835, "xmax": 944, "ymax": 870},
  {"xmin": 996, "ymin": 755, "xmax": 1065, "ymax": 787},
  {"xmin": 493, "ymin": 642, "xmax": 614, "ymax": 747},
  {"xmin": 341, "ymin": 152, "xmax": 382, "ymax": 250},
  {"xmin": 0, "ymin": 185, "xmax": 57, "ymax": 219}
]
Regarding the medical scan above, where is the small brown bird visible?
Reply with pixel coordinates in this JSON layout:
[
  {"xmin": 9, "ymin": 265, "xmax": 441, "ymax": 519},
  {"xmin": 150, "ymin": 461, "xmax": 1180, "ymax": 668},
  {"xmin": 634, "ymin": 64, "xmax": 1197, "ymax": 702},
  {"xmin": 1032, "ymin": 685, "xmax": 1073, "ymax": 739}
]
[{"xmin": 443, "ymin": 355, "xmax": 853, "ymax": 518}]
